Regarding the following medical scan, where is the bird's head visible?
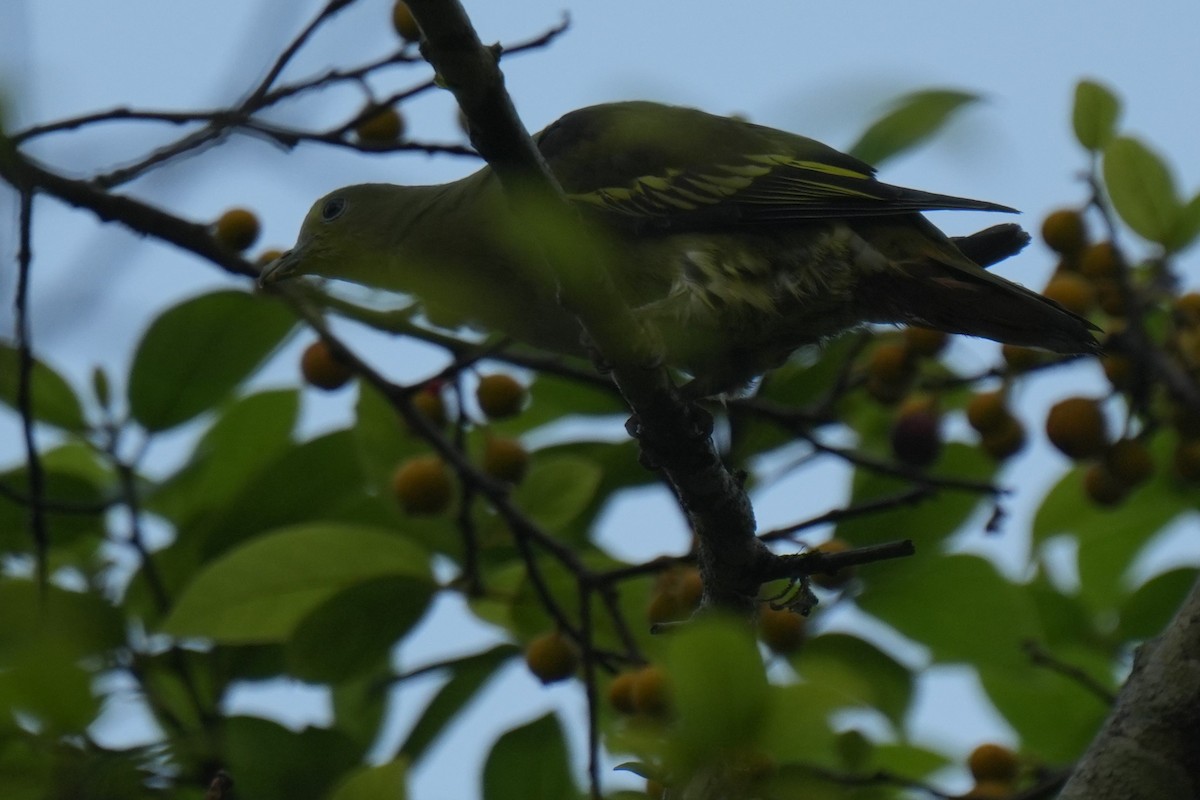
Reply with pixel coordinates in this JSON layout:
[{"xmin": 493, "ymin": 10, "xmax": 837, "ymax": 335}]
[{"xmin": 258, "ymin": 184, "xmax": 415, "ymax": 290}]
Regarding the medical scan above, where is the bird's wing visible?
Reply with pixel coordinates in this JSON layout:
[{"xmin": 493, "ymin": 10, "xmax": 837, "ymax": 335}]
[
  {"xmin": 537, "ymin": 102, "xmax": 1012, "ymax": 230},
  {"xmin": 565, "ymin": 153, "xmax": 1014, "ymax": 229}
]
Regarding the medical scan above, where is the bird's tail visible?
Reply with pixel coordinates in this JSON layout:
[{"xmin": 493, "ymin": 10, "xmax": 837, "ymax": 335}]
[{"xmin": 859, "ymin": 220, "xmax": 1102, "ymax": 354}]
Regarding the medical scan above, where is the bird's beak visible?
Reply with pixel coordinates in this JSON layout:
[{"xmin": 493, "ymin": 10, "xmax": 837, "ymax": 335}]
[{"xmin": 257, "ymin": 248, "xmax": 301, "ymax": 289}]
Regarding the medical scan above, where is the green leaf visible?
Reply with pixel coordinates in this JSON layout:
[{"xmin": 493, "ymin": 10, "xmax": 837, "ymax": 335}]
[
  {"xmin": 187, "ymin": 430, "xmax": 374, "ymax": 557},
  {"xmin": 1072, "ymin": 80, "xmax": 1121, "ymax": 151},
  {"xmin": 224, "ymin": 716, "xmax": 361, "ymax": 800},
  {"xmin": 1033, "ymin": 457, "xmax": 1191, "ymax": 611},
  {"xmin": 979, "ymin": 655, "xmax": 1108, "ymax": 762},
  {"xmin": 128, "ymin": 290, "xmax": 295, "ymax": 431},
  {"xmin": 352, "ymin": 381, "xmax": 426, "ymax": 498},
  {"xmin": 848, "ymin": 89, "xmax": 981, "ymax": 166},
  {"xmin": 795, "ymin": 633, "xmax": 912, "ymax": 727},
  {"xmin": 329, "ymin": 760, "xmax": 409, "ymax": 800},
  {"xmin": 758, "ymin": 683, "xmax": 843, "ymax": 766},
  {"xmin": 835, "ymin": 443, "xmax": 994, "ymax": 548},
  {"xmin": 870, "ymin": 743, "xmax": 950, "ymax": 781},
  {"xmin": 147, "ymin": 389, "xmax": 299, "ymax": 525},
  {"xmin": 286, "ymin": 576, "xmax": 434, "ymax": 683},
  {"xmin": 512, "ymin": 455, "xmax": 603, "ymax": 530},
  {"xmin": 163, "ymin": 524, "xmax": 432, "ymax": 642},
  {"xmin": 0, "ymin": 579, "xmax": 124, "ymax": 661},
  {"xmin": 1166, "ymin": 191, "xmax": 1200, "ymax": 253},
  {"xmin": 0, "ymin": 343, "xmax": 86, "ymax": 431},
  {"xmin": 1119, "ymin": 568, "xmax": 1198, "ymax": 640},
  {"xmin": 858, "ymin": 554, "xmax": 1040, "ymax": 669},
  {"xmin": 483, "ymin": 713, "xmax": 575, "ymax": 800},
  {"xmin": 0, "ymin": 462, "xmax": 108, "ymax": 555},
  {"xmin": 527, "ymin": 372, "xmax": 625, "ymax": 418},
  {"xmin": 667, "ymin": 617, "xmax": 769, "ymax": 763},
  {"xmin": 399, "ymin": 644, "xmax": 519, "ymax": 761},
  {"xmin": 1103, "ymin": 136, "xmax": 1182, "ymax": 245},
  {"xmin": 0, "ymin": 636, "xmax": 98, "ymax": 732}
]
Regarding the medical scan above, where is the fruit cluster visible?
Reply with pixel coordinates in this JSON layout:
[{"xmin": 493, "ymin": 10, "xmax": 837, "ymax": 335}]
[
  {"xmin": 382, "ymin": 374, "xmax": 532, "ymax": 515},
  {"xmin": 297, "ymin": 359, "xmax": 534, "ymax": 515},
  {"xmin": 860, "ymin": 201, "xmax": 1199, "ymax": 507},
  {"xmin": 1039, "ymin": 207, "xmax": 1200, "ymax": 505}
]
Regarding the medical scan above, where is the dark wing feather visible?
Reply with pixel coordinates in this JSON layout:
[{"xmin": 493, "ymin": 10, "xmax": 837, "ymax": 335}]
[
  {"xmin": 565, "ymin": 153, "xmax": 1015, "ymax": 229},
  {"xmin": 536, "ymin": 102, "xmax": 1014, "ymax": 231}
]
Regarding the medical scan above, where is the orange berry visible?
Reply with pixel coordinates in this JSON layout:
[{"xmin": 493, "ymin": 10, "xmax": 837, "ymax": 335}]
[
  {"xmin": 391, "ymin": 455, "xmax": 453, "ymax": 515},
  {"xmin": 1104, "ymin": 438, "xmax": 1155, "ymax": 488},
  {"xmin": 1094, "ymin": 278, "xmax": 1127, "ymax": 317},
  {"xmin": 524, "ymin": 631, "xmax": 578, "ymax": 684},
  {"xmin": 1001, "ymin": 344, "xmax": 1041, "ymax": 372},
  {"xmin": 646, "ymin": 590, "xmax": 681, "ymax": 626},
  {"xmin": 868, "ymin": 342, "xmax": 914, "ymax": 384},
  {"xmin": 631, "ymin": 665, "xmax": 671, "ymax": 716},
  {"xmin": 968, "ymin": 743, "xmax": 1019, "ymax": 783},
  {"xmin": 891, "ymin": 407, "xmax": 942, "ymax": 467},
  {"xmin": 1101, "ymin": 353, "xmax": 1132, "ymax": 390},
  {"xmin": 980, "ymin": 416, "xmax": 1027, "ymax": 461},
  {"xmin": 1045, "ymin": 397, "xmax": 1108, "ymax": 459},
  {"xmin": 355, "ymin": 106, "xmax": 405, "ymax": 144},
  {"xmin": 676, "ymin": 567, "xmax": 704, "ymax": 611},
  {"xmin": 300, "ymin": 341, "xmax": 353, "ymax": 390},
  {"xmin": 411, "ymin": 386, "xmax": 447, "ymax": 428},
  {"xmin": 390, "ymin": 1, "xmax": 421, "ymax": 41},
  {"xmin": 255, "ymin": 248, "xmax": 286, "ymax": 267},
  {"xmin": 607, "ymin": 671, "xmax": 639, "ymax": 715},
  {"xmin": 758, "ymin": 605, "xmax": 807, "ymax": 654},
  {"xmin": 1079, "ymin": 241, "xmax": 1120, "ymax": 280},
  {"xmin": 865, "ymin": 342, "xmax": 916, "ymax": 404},
  {"xmin": 1083, "ymin": 463, "xmax": 1127, "ymax": 507},
  {"xmin": 966, "ymin": 390, "xmax": 1009, "ymax": 434},
  {"xmin": 904, "ymin": 326, "xmax": 949, "ymax": 357},
  {"xmin": 1042, "ymin": 273, "xmax": 1097, "ymax": 317},
  {"xmin": 213, "ymin": 208, "xmax": 260, "ymax": 252},
  {"xmin": 811, "ymin": 538, "xmax": 854, "ymax": 589},
  {"xmin": 482, "ymin": 436, "xmax": 529, "ymax": 483},
  {"xmin": 647, "ymin": 567, "xmax": 702, "ymax": 624},
  {"xmin": 1041, "ymin": 209, "xmax": 1087, "ymax": 256},
  {"xmin": 475, "ymin": 373, "xmax": 526, "ymax": 419}
]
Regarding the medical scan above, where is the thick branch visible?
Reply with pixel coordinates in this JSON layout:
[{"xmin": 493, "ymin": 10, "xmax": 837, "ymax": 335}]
[
  {"xmin": 404, "ymin": 0, "xmax": 770, "ymax": 614},
  {"xmin": 1059, "ymin": 575, "xmax": 1200, "ymax": 799}
]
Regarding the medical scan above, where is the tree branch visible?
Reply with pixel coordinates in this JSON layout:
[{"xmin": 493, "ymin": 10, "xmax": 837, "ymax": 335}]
[
  {"xmin": 404, "ymin": 0, "xmax": 771, "ymax": 618},
  {"xmin": 1058, "ymin": 575, "xmax": 1200, "ymax": 799}
]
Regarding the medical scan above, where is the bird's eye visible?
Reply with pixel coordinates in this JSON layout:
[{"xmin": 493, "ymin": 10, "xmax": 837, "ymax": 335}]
[{"xmin": 321, "ymin": 197, "xmax": 346, "ymax": 222}]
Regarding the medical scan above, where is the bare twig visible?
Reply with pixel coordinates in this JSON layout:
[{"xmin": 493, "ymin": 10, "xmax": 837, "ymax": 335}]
[
  {"xmin": 1023, "ymin": 639, "xmax": 1117, "ymax": 705},
  {"xmin": 758, "ymin": 487, "xmax": 935, "ymax": 543},
  {"xmin": 13, "ymin": 189, "xmax": 49, "ymax": 592}
]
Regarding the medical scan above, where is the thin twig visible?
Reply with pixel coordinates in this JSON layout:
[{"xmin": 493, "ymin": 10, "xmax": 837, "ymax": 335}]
[
  {"xmin": 14, "ymin": 188, "xmax": 49, "ymax": 593},
  {"xmin": 758, "ymin": 487, "xmax": 934, "ymax": 543},
  {"xmin": 1023, "ymin": 639, "xmax": 1117, "ymax": 705},
  {"xmin": 578, "ymin": 583, "xmax": 603, "ymax": 800}
]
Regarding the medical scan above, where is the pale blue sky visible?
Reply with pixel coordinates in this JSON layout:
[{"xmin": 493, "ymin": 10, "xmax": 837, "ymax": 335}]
[{"xmin": 3, "ymin": 1, "xmax": 1200, "ymax": 797}]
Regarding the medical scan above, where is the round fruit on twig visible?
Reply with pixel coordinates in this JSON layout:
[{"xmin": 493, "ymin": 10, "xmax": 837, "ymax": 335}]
[
  {"xmin": 524, "ymin": 631, "xmax": 578, "ymax": 684},
  {"xmin": 391, "ymin": 455, "xmax": 453, "ymax": 515},
  {"xmin": 301, "ymin": 341, "xmax": 353, "ymax": 391}
]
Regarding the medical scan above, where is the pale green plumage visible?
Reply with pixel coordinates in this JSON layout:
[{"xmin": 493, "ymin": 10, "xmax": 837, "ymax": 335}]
[{"xmin": 262, "ymin": 101, "xmax": 1099, "ymax": 395}]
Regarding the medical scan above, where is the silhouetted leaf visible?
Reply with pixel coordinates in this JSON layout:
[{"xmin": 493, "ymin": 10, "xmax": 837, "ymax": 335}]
[
  {"xmin": 849, "ymin": 89, "xmax": 980, "ymax": 166},
  {"xmin": 128, "ymin": 290, "xmax": 295, "ymax": 431}
]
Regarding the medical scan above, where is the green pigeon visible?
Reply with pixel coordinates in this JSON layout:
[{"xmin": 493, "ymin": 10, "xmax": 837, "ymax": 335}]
[{"xmin": 261, "ymin": 101, "xmax": 1098, "ymax": 395}]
